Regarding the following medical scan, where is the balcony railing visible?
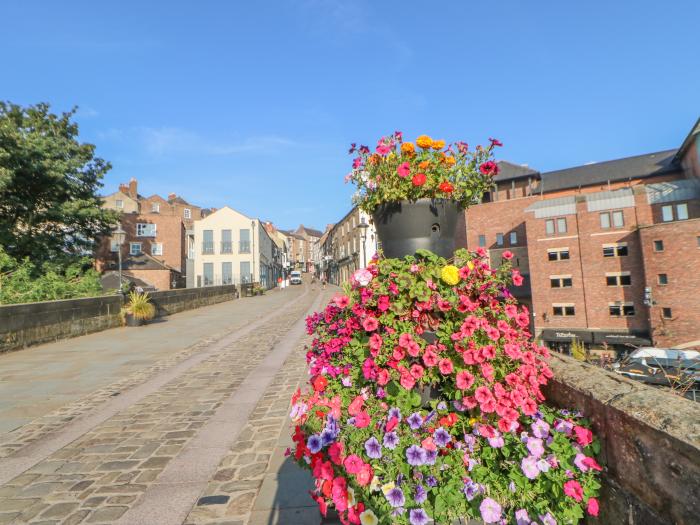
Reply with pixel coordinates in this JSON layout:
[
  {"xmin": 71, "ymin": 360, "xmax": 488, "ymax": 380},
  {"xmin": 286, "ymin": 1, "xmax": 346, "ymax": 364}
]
[
  {"xmin": 221, "ymin": 241, "xmax": 233, "ymax": 254},
  {"xmin": 239, "ymin": 241, "xmax": 251, "ymax": 253},
  {"xmin": 202, "ymin": 241, "xmax": 215, "ymax": 254}
]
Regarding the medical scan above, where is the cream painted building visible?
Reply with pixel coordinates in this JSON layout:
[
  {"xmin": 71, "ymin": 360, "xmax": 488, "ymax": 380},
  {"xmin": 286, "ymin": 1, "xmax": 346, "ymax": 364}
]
[{"xmin": 193, "ymin": 206, "xmax": 282, "ymax": 289}]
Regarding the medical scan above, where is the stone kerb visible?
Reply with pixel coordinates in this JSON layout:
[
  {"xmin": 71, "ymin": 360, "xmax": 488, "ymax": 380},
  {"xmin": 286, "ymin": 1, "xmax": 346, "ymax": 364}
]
[{"xmin": 544, "ymin": 353, "xmax": 700, "ymax": 525}]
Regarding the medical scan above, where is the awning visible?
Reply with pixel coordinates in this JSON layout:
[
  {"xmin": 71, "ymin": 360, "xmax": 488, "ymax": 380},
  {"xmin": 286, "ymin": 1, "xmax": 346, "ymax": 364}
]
[
  {"xmin": 540, "ymin": 329, "xmax": 593, "ymax": 343},
  {"xmin": 592, "ymin": 331, "xmax": 651, "ymax": 346}
]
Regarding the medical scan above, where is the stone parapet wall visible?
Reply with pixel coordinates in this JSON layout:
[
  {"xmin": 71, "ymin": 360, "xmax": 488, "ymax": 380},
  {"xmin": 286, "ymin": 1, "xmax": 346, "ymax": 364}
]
[
  {"xmin": 545, "ymin": 353, "xmax": 700, "ymax": 525},
  {"xmin": 0, "ymin": 285, "xmax": 238, "ymax": 353}
]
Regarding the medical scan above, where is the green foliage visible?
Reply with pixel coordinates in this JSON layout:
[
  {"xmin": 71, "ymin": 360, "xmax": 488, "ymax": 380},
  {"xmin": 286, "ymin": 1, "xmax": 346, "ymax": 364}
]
[
  {"xmin": 123, "ymin": 291, "xmax": 156, "ymax": 321},
  {"xmin": 0, "ymin": 246, "xmax": 104, "ymax": 304},
  {"xmin": 0, "ymin": 101, "xmax": 118, "ymax": 265}
]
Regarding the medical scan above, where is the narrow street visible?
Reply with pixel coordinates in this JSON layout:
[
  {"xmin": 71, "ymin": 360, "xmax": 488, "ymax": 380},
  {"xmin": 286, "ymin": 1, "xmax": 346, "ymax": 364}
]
[{"xmin": 0, "ymin": 282, "xmax": 332, "ymax": 525}]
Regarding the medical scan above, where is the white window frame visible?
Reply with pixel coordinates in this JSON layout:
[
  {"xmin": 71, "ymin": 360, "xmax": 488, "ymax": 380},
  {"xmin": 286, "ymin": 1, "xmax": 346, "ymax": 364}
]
[
  {"xmin": 184, "ymin": 208, "xmax": 192, "ymax": 219},
  {"xmin": 547, "ymin": 247, "xmax": 570, "ymax": 261},
  {"xmin": 151, "ymin": 242, "xmax": 163, "ymax": 256},
  {"xmin": 676, "ymin": 203, "xmax": 689, "ymax": 221},
  {"xmin": 661, "ymin": 205, "xmax": 674, "ymax": 222},
  {"xmin": 549, "ymin": 275, "xmax": 573, "ymax": 288},
  {"xmin": 136, "ymin": 223, "xmax": 157, "ymax": 237},
  {"xmin": 509, "ymin": 231, "xmax": 517, "ymax": 245},
  {"xmin": 602, "ymin": 243, "xmax": 628, "ymax": 257},
  {"xmin": 129, "ymin": 242, "xmax": 142, "ymax": 255},
  {"xmin": 115, "ymin": 199, "xmax": 124, "ymax": 209},
  {"xmin": 110, "ymin": 240, "xmax": 120, "ymax": 252},
  {"xmin": 151, "ymin": 202, "xmax": 160, "ymax": 213}
]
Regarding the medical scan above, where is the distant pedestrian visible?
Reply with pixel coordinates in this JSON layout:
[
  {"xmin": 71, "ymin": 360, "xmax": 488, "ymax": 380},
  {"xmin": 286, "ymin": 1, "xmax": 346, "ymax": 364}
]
[{"xmin": 321, "ymin": 275, "xmax": 327, "ymax": 290}]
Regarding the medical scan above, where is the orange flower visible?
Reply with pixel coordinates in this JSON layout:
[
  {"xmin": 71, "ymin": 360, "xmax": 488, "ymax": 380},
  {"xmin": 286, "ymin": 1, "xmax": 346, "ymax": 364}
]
[
  {"xmin": 368, "ymin": 153, "xmax": 382, "ymax": 165},
  {"xmin": 432, "ymin": 139, "xmax": 446, "ymax": 150},
  {"xmin": 445, "ymin": 155, "xmax": 456, "ymax": 166},
  {"xmin": 401, "ymin": 142, "xmax": 415, "ymax": 154},
  {"xmin": 418, "ymin": 160, "xmax": 430, "ymax": 170},
  {"xmin": 416, "ymin": 135, "xmax": 433, "ymax": 149}
]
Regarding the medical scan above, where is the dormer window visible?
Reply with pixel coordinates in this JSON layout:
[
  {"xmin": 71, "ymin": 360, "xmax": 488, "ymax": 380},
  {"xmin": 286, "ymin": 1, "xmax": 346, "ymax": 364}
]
[{"xmin": 151, "ymin": 202, "xmax": 160, "ymax": 213}]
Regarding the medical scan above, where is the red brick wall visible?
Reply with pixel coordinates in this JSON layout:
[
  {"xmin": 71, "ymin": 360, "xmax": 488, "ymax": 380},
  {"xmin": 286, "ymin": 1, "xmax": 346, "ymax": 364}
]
[
  {"xmin": 124, "ymin": 269, "xmax": 173, "ymax": 291},
  {"xmin": 639, "ymin": 218, "xmax": 700, "ymax": 348}
]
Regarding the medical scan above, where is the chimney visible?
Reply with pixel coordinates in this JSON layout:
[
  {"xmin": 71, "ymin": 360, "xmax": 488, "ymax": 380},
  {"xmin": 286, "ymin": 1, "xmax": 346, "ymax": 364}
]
[
  {"xmin": 118, "ymin": 183, "xmax": 129, "ymax": 195},
  {"xmin": 128, "ymin": 178, "xmax": 138, "ymax": 199},
  {"xmin": 168, "ymin": 193, "xmax": 177, "ymax": 201}
]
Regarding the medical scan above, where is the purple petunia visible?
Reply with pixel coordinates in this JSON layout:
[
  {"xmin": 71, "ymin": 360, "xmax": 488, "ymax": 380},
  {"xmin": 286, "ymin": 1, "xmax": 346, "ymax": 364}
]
[
  {"xmin": 364, "ymin": 437, "xmax": 382, "ymax": 459},
  {"xmin": 383, "ymin": 431, "xmax": 399, "ymax": 449},
  {"xmin": 407, "ymin": 412, "xmax": 423, "ymax": 430},
  {"xmin": 540, "ymin": 512, "xmax": 558, "ymax": 525},
  {"xmin": 515, "ymin": 509, "xmax": 530, "ymax": 525},
  {"xmin": 414, "ymin": 484, "xmax": 427, "ymax": 504},
  {"xmin": 307, "ymin": 434, "xmax": 322, "ymax": 454},
  {"xmin": 424, "ymin": 448, "xmax": 438, "ymax": 465},
  {"xmin": 388, "ymin": 407, "xmax": 402, "ymax": 421},
  {"xmin": 425, "ymin": 475, "xmax": 437, "ymax": 487},
  {"xmin": 463, "ymin": 480, "xmax": 480, "ymax": 501},
  {"xmin": 521, "ymin": 455, "xmax": 539, "ymax": 479},
  {"xmin": 463, "ymin": 433, "xmax": 476, "ymax": 451},
  {"xmin": 433, "ymin": 427, "xmax": 451, "ymax": 447},
  {"xmin": 479, "ymin": 497, "xmax": 502, "ymax": 523},
  {"xmin": 320, "ymin": 429, "xmax": 335, "ymax": 446},
  {"xmin": 406, "ymin": 445, "xmax": 427, "ymax": 466},
  {"xmin": 409, "ymin": 508, "xmax": 429, "ymax": 525},
  {"xmin": 527, "ymin": 437, "xmax": 545, "ymax": 458},
  {"xmin": 386, "ymin": 487, "xmax": 405, "ymax": 508},
  {"xmin": 531, "ymin": 418, "xmax": 550, "ymax": 439}
]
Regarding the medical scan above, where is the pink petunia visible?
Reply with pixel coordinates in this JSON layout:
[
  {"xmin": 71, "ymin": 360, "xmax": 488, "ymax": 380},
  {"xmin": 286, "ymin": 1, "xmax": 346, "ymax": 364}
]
[
  {"xmin": 564, "ymin": 480, "xmax": 584, "ymax": 502},
  {"xmin": 438, "ymin": 358, "xmax": 454, "ymax": 375},
  {"xmin": 362, "ymin": 317, "xmax": 379, "ymax": 332},
  {"xmin": 587, "ymin": 497, "xmax": 600, "ymax": 516},
  {"xmin": 574, "ymin": 426, "xmax": 593, "ymax": 446},
  {"xmin": 354, "ymin": 411, "xmax": 370, "ymax": 428},
  {"xmin": 397, "ymin": 161, "xmax": 411, "ymax": 178},
  {"xmin": 343, "ymin": 454, "xmax": 363, "ymax": 474},
  {"xmin": 456, "ymin": 370, "xmax": 475, "ymax": 390}
]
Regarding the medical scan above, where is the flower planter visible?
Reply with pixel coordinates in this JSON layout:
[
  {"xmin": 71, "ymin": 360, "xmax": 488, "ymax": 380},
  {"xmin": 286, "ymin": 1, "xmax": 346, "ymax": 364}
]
[
  {"xmin": 125, "ymin": 313, "xmax": 145, "ymax": 327},
  {"xmin": 372, "ymin": 199, "xmax": 462, "ymax": 259}
]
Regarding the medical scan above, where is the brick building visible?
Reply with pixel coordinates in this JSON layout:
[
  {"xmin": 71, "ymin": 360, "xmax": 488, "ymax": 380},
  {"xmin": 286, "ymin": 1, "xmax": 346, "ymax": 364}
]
[
  {"xmin": 96, "ymin": 178, "xmax": 207, "ymax": 290},
  {"xmin": 321, "ymin": 207, "xmax": 378, "ymax": 285},
  {"xmin": 465, "ymin": 118, "xmax": 700, "ymax": 354}
]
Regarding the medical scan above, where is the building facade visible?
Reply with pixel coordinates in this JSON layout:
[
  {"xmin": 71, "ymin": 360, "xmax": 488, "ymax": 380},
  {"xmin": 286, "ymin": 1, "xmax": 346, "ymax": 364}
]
[
  {"xmin": 288, "ymin": 225, "xmax": 322, "ymax": 273},
  {"xmin": 464, "ymin": 118, "xmax": 700, "ymax": 354},
  {"xmin": 96, "ymin": 178, "xmax": 206, "ymax": 290},
  {"xmin": 192, "ymin": 206, "xmax": 282, "ymax": 289},
  {"xmin": 321, "ymin": 207, "xmax": 378, "ymax": 285}
]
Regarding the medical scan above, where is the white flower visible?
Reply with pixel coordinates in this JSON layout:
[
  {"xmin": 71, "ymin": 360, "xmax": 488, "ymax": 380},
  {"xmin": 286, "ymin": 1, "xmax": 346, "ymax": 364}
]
[
  {"xmin": 347, "ymin": 487, "xmax": 356, "ymax": 506},
  {"xmin": 369, "ymin": 476, "xmax": 381, "ymax": 492},
  {"xmin": 352, "ymin": 268, "xmax": 373, "ymax": 287},
  {"xmin": 360, "ymin": 509, "xmax": 378, "ymax": 525}
]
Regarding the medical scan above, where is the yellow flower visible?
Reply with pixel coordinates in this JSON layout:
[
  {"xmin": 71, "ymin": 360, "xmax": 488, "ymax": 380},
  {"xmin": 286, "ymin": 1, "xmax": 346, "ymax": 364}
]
[
  {"xmin": 469, "ymin": 417, "xmax": 478, "ymax": 426},
  {"xmin": 360, "ymin": 509, "xmax": 379, "ymax": 525},
  {"xmin": 467, "ymin": 261, "xmax": 475, "ymax": 270},
  {"xmin": 416, "ymin": 134, "xmax": 433, "ymax": 149},
  {"xmin": 347, "ymin": 487, "xmax": 356, "ymax": 506},
  {"xmin": 441, "ymin": 265, "xmax": 460, "ymax": 286},
  {"xmin": 401, "ymin": 142, "xmax": 415, "ymax": 154},
  {"xmin": 381, "ymin": 482, "xmax": 395, "ymax": 496},
  {"xmin": 432, "ymin": 139, "xmax": 446, "ymax": 150}
]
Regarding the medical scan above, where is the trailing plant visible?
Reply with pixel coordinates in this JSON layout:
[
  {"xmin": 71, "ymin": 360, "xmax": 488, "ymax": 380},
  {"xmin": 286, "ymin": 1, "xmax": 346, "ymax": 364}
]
[
  {"xmin": 346, "ymin": 132, "xmax": 501, "ymax": 213},
  {"xmin": 291, "ymin": 249, "xmax": 602, "ymax": 524}
]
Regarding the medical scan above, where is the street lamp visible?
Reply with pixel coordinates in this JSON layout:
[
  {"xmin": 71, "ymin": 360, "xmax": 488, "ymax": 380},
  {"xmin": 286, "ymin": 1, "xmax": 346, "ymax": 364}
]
[
  {"xmin": 251, "ymin": 219, "xmax": 256, "ymax": 285},
  {"xmin": 112, "ymin": 225, "xmax": 126, "ymax": 293},
  {"xmin": 357, "ymin": 218, "xmax": 369, "ymax": 268}
]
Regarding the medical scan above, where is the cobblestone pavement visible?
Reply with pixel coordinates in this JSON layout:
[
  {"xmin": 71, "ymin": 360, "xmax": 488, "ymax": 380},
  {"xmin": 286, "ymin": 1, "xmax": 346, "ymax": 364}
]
[{"xmin": 0, "ymin": 282, "xmax": 336, "ymax": 525}]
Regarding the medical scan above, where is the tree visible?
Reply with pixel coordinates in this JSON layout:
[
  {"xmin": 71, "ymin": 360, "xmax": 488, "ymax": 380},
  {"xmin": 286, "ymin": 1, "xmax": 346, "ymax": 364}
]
[{"xmin": 0, "ymin": 102, "xmax": 118, "ymax": 266}]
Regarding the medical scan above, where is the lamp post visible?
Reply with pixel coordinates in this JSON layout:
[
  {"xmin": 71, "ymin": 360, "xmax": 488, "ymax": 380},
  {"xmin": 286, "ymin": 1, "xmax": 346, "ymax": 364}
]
[
  {"xmin": 112, "ymin": 225, "xmax": 126, "ymax": 293},
  {"xmin": 251, "ymin": 219, "xmax": 255, "ymax": 285},
  {"xmin": 357, "ymin": 218, "xmax": 369, "ymax": 268}
]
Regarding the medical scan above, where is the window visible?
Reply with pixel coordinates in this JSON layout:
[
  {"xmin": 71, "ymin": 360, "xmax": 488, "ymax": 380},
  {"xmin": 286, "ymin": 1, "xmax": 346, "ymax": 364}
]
[
  {"xmin": 202, "ymin": 230, "xmax": 214, "ymax": 254},
  {"xmin": 115, "ymin": 199, "xmax": 124, "ymax": 209},
  {"xmin": 496, "ymin": 233, "xmax": 504, "ymax": 246},
  {"xmin": 184, "ymin": 208, "xmax": 192, "ymax": 219},
  {"xmin": 151, "ymin": 243, "xmax": 163, "ymax": 256},
  {"xmin": 552, "ymin": 304, "xmax": 575, "ymax": 316},
  {"xmin": 658, "ymin": 273, "xmax": 668, "ymax": 285},
  {"xmin": 550, "ymin": 276, "xmax": 573, "ymax": 288},
  {"xmin": 606, "ymin": 273, "xmax": 632, "ymax": 286},
  {"xmin": 221, "ymin": 229, "xmax": 232, "ymax": 253},
  {"xmin": 129, "ymin": 242, "xmax": 142, "ymax": 255},
  {"xmin": 557, "ymin": 217, "xmax": 567, "ymax": 233},
  {"xmin": 609, "ymin": 303, "xmax": 635, "ymax": 316},
  {"xmin": 110, "ymin": 240, "xmax": 120, "ymax": 252},
  {"xmin": 478, "ymin": 235, "xmax": 486, "ymax": 247},
  {"xmin": 676, "ymin": 203, "xmax": 689, "ymax": 220},
  {"xmin": 602, "ymin": 243, "xmax": 628, "ymax": 257},
  {"xmin": 510, "ymin": 232, "xmax": 517, "ymax": 245},
  {"xmin": 600, "ymin": 212, "xmax": 611, "ymax": 229},
  {"xmin": 151, "ymin": 202, "xmax": 160, "ymax": 213},
  {"xmin": 545, "ymin": 219, "xmax": 555, "ymax": 235},
  {"xmin": 136, "ymin": 223, "xmax": 157, "ymax": 237},
  {"xmin": 222, "ymin": 262, "xmax": 232, "ymax": 285},
  {"xmin": 653, "ymin": 240, "xmax": 664, "ymax": 252},
  {"xmin": 547, "ymin": 248, "xmax": 570, "ymax": 261},
  {"xmin": 661, "ymin": 205, "xmax": 673, "ymax": 222},
  {"xmin": 612, "ymin": 211, "xmax": 624, "ymax": 228},
  {"xmin": 203, "ymin": 263, "xmax": 214, "ymax": 286},
  {"xmin": 697, "ymin": 236, "xmax": 700, "ymax": 248},
  {"xmin": 239, "ymin": 229, "xmax": 251, "ymax": 253},
  {"xmin": 240, "ymin": 261, "xmax": 251, "ymax": 284},
  {"xmin": 662, "ymin": 307, "xmax": 672, "ymax": 319}
]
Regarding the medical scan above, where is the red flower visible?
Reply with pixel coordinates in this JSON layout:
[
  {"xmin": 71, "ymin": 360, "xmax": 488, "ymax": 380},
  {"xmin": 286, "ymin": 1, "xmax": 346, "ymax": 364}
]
[
  {"xmin": 386, "ymin": 416, "xmax": 399, "ymax": 432},
  {"xmin": 312, "ymin": 375, "xmax": 328, "ymax": 392},
  {"xmin": 564, "ymin": 480, "xmax": 584, "ymax": 502},
  {"xmin": 489, "ymin": 137, "xmax": 503, "ymax": 147},
  {"xmin": 479, "ymin": 161, "xmax": 499, "ymax": 176},
  {"xmin": 587, "ymin": 497, "xmax": 600, "ymax": 516},
  {"xmin": 412, "ymin": 173, "xmax": 427, "ymax": 186},
  {"xmin": 438, "ymin": 181, "xmax": 454, "ymax": 193},
  {"xmin": 502, "ymin": 250, "xmax": 513, "ymax": 260}
]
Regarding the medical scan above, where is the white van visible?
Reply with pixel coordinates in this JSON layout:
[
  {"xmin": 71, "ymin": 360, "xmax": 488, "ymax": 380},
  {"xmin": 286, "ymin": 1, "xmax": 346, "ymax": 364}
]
[{"xmin": 290, "ymin": 271, "xmax": 302, "ymax": 285}]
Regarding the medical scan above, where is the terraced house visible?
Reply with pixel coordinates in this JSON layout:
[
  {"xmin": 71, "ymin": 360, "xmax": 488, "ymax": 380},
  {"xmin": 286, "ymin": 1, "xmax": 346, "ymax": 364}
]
[{"xmin": 465, "ymin": 118, "xmax": 700, "ymax": 355}]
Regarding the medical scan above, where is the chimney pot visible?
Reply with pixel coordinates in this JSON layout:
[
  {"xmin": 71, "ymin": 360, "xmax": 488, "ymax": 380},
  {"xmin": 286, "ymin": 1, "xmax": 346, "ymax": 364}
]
[{"xmin": 128, "ymin": 179, "xmax": 138, "ymax": 199}]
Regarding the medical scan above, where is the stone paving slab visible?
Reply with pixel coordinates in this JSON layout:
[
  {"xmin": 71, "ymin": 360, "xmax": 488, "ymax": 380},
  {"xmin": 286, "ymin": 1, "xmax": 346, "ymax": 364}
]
[{"xmin": 0, "ymin": 284, "xmax": 325, "ymax": 524}]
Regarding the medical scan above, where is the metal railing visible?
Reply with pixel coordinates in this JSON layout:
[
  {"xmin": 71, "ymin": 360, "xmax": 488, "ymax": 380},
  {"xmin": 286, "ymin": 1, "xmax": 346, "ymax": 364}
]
[
  {"xmin": 239, "ymin": 241, "xmax": 251, "ymax": 253},
  {"xmin": 202, "ymin": 241, "xmax": 214, "ymax": 254},
  {"xmin": 221, "ymin": 241, "xmax": 233, "ymax": 254}
]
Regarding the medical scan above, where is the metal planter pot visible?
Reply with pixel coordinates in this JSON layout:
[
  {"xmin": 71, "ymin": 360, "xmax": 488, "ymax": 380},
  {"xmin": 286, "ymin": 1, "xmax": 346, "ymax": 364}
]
[{"xmin": 372, "ymin": 199, "xmax": 462, "ymax": 259}]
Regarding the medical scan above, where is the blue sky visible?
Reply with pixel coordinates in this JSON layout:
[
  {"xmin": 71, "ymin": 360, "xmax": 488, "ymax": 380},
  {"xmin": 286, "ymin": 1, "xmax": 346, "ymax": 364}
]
[{"xmin": 2, "ymin": 1, "xmax": 698, "ymax": 230}]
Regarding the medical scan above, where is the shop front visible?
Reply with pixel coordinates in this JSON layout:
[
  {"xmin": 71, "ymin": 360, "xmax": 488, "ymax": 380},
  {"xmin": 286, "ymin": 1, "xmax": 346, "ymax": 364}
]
[
  {"xmin": 539, "ymin": 329, "xmax": 593, "ymax": 355},
  {"xmin": 539, "ymin": 328, "xmax": 651, "ymax": 358}
]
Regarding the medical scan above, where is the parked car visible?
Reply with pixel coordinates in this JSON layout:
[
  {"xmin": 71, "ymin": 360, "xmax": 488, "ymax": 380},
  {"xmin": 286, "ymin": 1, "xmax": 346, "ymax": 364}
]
[
  {"xmin": 613, "ymin": 347, "xmax": 700, "ymax": 392},
  {"xmin": 290, "ymin": 271, "xmax": 303, "ymax": 285}
]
